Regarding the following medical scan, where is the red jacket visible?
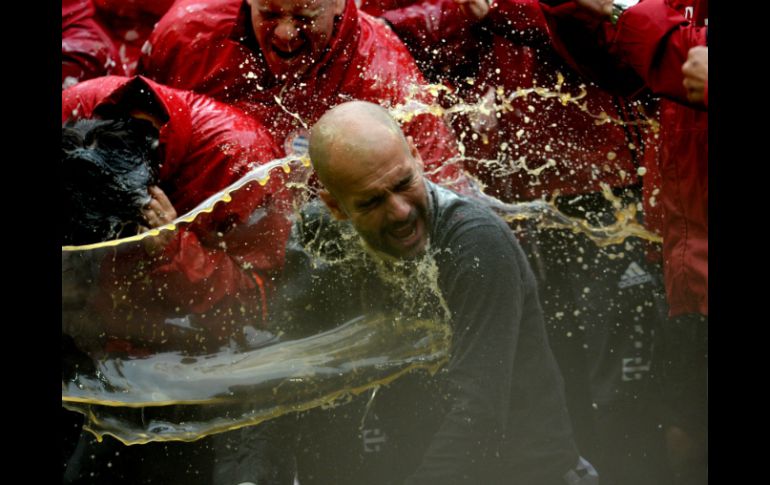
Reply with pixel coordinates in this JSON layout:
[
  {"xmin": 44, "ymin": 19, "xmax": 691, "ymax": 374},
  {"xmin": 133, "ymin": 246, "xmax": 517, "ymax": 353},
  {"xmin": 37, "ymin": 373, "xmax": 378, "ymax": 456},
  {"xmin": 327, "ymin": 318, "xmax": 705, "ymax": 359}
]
[
  {"xmin": 139, "ymin": 0, "xmax": 461, "ymax": 183},
  {"xmin": 62, "ymin": 0, "xmax": 123, "ymax": 86},
  {"xmin": 540, "ymin": 0, "xmax": 708, "ymax": 316},
  {"xmin": 364, "ymin": 0, "xmax": 480, "ymax": 81},
  {"xmin": 368, "ymin": 0, "xmax": 652, "ymax": 203},
  {"xmin": 62, "ymin": 76, "xmax": 291, "ymax": 347},
  {"xmin": 91, "ymin": 0, "xmax": 176, "ymax": 76},
  {"xmin": 611, "ymin": 0, "xmax": 708, "ymax": 316}
]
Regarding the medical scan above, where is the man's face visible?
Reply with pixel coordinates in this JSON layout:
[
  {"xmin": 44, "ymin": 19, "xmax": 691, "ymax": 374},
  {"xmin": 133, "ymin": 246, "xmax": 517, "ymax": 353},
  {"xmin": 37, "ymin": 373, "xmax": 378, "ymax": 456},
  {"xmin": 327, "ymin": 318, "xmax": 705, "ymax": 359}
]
[
  {"xmin": 247, "ymin": 0, "xmax": 344, "ymax": 78},
  {"xmin": 321, "ymin": 137, "xmax": 430, "ymax": 259}
]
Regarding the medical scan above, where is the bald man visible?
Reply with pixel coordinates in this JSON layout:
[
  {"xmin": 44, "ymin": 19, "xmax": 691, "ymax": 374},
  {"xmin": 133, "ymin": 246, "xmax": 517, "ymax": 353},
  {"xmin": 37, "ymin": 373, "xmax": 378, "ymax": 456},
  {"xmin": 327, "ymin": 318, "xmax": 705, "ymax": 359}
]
[
  {"xmin": 311, "ymin": 101, "xmax": 432, "ymax": 260},
  {"xmin": 250, "ymin": 101, "xmax": 596, "ymax": 485}
]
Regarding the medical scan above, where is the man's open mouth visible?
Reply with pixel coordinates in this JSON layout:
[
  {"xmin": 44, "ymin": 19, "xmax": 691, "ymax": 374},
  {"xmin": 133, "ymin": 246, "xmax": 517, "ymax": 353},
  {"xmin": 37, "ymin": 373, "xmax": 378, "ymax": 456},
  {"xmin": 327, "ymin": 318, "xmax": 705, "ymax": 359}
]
[
  {"xmin": 390, "ymin": 222, "xmax": 417, "ymax": 241},
  {"xmin": 271, "ymin": 43, "xmax": 306, "ymax": 60}
]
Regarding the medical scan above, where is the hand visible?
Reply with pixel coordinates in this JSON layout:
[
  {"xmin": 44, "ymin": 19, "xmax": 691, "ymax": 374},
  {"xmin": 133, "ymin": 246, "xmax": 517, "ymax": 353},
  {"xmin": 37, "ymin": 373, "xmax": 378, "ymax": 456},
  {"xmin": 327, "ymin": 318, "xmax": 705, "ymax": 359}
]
[
  {"xmin": 454, "ymin": 0, "xmax": 490, "ymax": 21},
  {"xmin": 574, "ymin": 0, "xmax": 614, "ymax": 17},
  {"xmin": 682, "ymin": 46, "xmax": 708, "ymax": 105},
  {"xmin": 140, "ymin": 185, "xmax": 178, "ymax": 255}
]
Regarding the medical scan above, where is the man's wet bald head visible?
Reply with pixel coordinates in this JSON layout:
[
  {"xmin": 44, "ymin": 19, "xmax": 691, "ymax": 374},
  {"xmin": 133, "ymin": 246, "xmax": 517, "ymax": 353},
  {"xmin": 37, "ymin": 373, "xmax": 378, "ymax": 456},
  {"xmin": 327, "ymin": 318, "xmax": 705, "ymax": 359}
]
[
  {"xmin": 309, "ymin": 101, "xmax": 411, "ymax": 192},
  {"xmin": 308, "ymin": 101, "xmax": 430, "ymax": 258}
]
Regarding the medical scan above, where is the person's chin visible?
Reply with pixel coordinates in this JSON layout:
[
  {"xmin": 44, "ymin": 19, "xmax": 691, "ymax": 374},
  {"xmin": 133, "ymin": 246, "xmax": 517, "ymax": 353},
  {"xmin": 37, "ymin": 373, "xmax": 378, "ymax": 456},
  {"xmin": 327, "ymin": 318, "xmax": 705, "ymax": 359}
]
[
  {"xmin": 386, "ymin": 223, "xmax": 427, "ymax": 259},
  {"xmin": 267, "ymin": 48, "xmax": 310, "ymax": 78},
  {"xmin": 399, "ymin": 240, "xmax": 427, "ymax": 259}
]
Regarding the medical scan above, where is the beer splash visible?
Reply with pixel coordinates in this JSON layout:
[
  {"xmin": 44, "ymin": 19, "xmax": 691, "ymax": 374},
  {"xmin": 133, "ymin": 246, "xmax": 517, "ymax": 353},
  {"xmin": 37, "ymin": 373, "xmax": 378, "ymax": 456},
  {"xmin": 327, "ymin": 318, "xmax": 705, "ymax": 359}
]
[
  {"xmin": 387, "ymin": 76, "xmax": 662, "ymax": 247},
  {"xmin": 465, "ymin": 179, "xmax": 662, "ymax": 246},
  {"xmin": 63, "ymin": 75, "xmax": 662, "ymax": 445},
  {"xmin": 63, "ymin": 173, "xmax": 454, "ymax": 444},
  {"xmin": 391, "ymin": 73, "xmax": 659, "ymax": 132},
  {"xmin": 64, "ymin": 314, "xmax": 450, "ymax": 445}
]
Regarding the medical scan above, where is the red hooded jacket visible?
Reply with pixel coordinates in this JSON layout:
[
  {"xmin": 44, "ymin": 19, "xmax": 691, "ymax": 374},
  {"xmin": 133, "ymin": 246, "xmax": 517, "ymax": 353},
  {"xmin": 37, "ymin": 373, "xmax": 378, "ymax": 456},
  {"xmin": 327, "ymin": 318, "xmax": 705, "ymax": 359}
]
[
  {"xmin": 62, "ymin": 0, "xmax": 123, "ymax": 87},
  {"xmin": 62, "ymin": 76, "xmax": 291, "ymax": 347},
  {"xmin": 139, "ymin": 0, "xmax": 461, "ymax": 183},
  {"xmin": 610, "ymin": 0, "xmax": 708, "ymax": 316}
]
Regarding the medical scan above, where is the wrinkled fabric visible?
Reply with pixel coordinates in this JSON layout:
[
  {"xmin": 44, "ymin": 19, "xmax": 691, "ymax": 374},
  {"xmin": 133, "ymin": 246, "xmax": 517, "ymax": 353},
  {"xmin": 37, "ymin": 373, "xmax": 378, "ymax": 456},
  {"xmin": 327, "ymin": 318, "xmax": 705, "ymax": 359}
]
[
  {"xmin": 140, "ymin": 0, "xmax": 461, "ymax": 183},
  {"xmin": 92, "ymin": 0, "xmax": 176, "ymax": 76},
  {"xmin": 608, "ymin": 0, "xmax": 708, "ymax": 316},
  {"xmin": 62, "ymin": 0, "xmax": 123, "ymax": 86}
]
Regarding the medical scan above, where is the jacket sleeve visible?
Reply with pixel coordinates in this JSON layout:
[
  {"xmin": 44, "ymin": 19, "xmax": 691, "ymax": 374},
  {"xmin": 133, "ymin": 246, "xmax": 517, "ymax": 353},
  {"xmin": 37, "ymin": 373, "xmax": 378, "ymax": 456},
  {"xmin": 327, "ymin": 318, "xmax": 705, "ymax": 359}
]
[
  {"xmin": 146, "ymin": 97, "xmax": 289, "ymax": 323},
  {"xmin": 527, "ymin": 0, "xmax": 706, "ymax": 101},
  {"xmin": 146, "ymin": 179, "xmax": 292, "ymax": 320},
  {"xmin": 62, "ymin": 0, "xmax": 123, "ymax": 85},
  {"xmin": 380, "ymin": 0, "xmax": 478, "ymax": 55},
  {"xmin": 378, "ymin": 0, "xmax": 552, "ymax": 62},
  {"xmin": 608, "ymin": 0, "xmax": 707, "ymax": 104},
  {"xmin": 516, "ymin": 0, "xmax": 649, "ymax": 96},
  {"xmin": 487, "ymin": 0, "xmax": 553, "ymax": 43},
  {"xmin": 147, "ymin": 228, "xmax": 264, "ymax": 314}
]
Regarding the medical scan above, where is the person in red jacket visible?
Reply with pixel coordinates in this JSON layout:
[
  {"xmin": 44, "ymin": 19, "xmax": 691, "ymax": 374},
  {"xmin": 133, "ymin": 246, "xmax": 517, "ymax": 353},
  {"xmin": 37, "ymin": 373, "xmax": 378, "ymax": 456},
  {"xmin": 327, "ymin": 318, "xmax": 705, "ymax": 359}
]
[
  {"xmin": 544, "ymin": 0, "xmax": 707, "ymax": 316},
  {"xmin": 62, "ymin": 75, "xmax": 292, "ymax": 353},
  {"xmin": 611, "ymin": 0, "xmax": 708, "ymax": 317},
  {"xmin": 138, "ymin": 0, "xmax": 463, "ymax": 184},
  {"xmin": 544, "ymin": 2, "xmax": 708, "ymax": 483},
  {"xmin": 62, "ymin": 0, "xmax": 123, "ymax": 88},
  {"xmin": 607, "ymin": 3, "xmax": 708, "ymax": 484}
]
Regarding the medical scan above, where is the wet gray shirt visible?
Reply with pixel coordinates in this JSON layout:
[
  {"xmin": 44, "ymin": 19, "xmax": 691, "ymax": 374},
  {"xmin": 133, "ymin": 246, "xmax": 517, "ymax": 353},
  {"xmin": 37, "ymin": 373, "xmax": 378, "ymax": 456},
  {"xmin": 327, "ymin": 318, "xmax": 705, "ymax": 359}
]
[{"xmin": 274, "ymin": 181, "xmax": 579, "ymax": 485}]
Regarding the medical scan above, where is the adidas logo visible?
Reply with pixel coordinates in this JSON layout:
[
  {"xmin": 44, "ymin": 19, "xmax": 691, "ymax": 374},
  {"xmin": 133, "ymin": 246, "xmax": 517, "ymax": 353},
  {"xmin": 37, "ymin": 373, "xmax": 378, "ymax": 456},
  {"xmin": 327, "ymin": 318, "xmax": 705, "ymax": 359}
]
[{"xmin": 618, "ymin": 262, "xmax": 653, "ymax": 289}]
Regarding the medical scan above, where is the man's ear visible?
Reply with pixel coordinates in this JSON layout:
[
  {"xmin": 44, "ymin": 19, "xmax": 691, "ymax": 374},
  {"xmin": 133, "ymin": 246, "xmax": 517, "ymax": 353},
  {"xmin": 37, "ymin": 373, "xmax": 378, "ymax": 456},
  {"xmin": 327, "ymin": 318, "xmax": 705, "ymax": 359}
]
[
  {"xmin": 406, "ymin": 135, "xmax": 424, "ymax": 172},
  {"xmin": 320, "ymin": 189, "xmax": 348, "ymax": 220}
]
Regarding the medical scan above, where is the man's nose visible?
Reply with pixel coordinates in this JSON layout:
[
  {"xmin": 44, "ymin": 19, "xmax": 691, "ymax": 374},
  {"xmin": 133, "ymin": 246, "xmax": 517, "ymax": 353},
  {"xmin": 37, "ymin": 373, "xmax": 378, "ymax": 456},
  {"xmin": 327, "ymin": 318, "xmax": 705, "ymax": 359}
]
[
  {"xmin": 273, "ymin": 18, "xmax": 299, "ymax": 44},
  {"xmin": 386, "ymin": 194, "xmax": 412, "ymax": 221}
]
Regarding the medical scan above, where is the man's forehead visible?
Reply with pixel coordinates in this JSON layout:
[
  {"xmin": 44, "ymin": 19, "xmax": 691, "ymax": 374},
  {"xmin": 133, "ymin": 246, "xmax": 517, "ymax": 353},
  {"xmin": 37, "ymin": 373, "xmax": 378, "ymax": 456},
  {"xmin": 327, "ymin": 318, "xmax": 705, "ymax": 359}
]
[
  {"xmin": 342, "ymin": 155, "xmax": 413, "ymax": 198},
  {"xmin": 254, "ymin": 0, "xmax": 328, "ymax": 12}
]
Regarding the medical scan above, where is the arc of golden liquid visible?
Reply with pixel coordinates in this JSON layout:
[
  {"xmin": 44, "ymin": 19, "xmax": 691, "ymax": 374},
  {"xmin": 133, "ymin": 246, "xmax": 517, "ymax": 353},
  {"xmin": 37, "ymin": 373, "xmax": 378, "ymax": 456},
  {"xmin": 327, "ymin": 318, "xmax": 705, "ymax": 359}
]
[
  {"xmin": 390, "ymin": 73, "xmax": 659, "ymax": 132},
  {"xmin": 62, "ymin": 155, "xmax": 313, "ymax": 252},
  {"xmin": 63, "ymin": 314, "xmax": 452, "ymax": 445},
  {"xmin": 467, "ymin": 180, "xmax": 662, "ymax": 246}
]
